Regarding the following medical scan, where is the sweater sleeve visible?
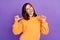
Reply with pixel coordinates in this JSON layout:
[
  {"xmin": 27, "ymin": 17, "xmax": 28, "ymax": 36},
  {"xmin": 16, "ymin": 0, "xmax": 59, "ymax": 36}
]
[
  {"xmin": 37, "ymin": 16, "xmax": 49, "ymax": 35},
  {"xmin": 40, "ymin": 21, "xmax": 49, "ymax": 35},
  {"xmin": 12, "ymin": 21, "xmax": 23, "ymax": 35}
]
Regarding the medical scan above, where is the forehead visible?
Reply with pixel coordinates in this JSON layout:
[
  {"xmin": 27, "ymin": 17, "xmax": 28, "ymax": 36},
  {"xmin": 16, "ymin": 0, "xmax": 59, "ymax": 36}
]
[{"xmin": 26, "ymin": 4, "xmax": 32, "ymax": 8}]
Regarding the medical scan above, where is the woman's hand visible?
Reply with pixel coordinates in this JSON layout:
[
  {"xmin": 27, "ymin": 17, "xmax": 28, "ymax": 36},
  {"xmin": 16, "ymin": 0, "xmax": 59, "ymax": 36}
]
[
  {"xmin": 40, "ymin": 15, "xmax": 46, "ymax": 22},
  {"xmin": 14, "ymin": 15, "xmax": 22, "ymax": 22}
]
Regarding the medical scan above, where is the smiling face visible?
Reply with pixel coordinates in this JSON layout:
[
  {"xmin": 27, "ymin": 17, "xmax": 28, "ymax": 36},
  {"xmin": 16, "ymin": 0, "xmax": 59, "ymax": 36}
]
[
  {"xmin": 22, "ymin": 3, "xmax": 37, "ymax": 20},
  {"xmin": 26, "ymin": 4, "xmax": 34, "ymax": 17}
]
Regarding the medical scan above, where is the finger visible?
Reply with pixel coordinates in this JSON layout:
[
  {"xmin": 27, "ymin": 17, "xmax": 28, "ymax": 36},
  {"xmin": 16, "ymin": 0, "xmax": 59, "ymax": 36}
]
[
  {"xmin": 41, "ymin": 15, "xmax": 46, "ymax": 18},
  {"xmin": 15, "ymin": 17, "xmax": 19, "ymax": 19},
  {"xmin": 15, "ymin": 15, "xmax": 19, "ymax": 18},
  {"xmin": 15, "ymin": 16, "xmax": 20, "ymax": 19},
  {"xmin": 19, "ymin": 17, "xmax": 23, "ymax": 20}
]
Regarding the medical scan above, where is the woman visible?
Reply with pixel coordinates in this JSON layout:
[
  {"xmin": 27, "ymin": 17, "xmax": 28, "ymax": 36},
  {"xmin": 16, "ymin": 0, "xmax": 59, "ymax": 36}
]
[{"xmin": 12, "ymin": 3, "xmax": 49, "ymax": 40}]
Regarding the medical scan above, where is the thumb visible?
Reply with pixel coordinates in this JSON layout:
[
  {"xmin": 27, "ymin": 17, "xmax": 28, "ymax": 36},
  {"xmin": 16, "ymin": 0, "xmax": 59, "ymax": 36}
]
[{"xmin": 19, "ymin": 17, "xmax": 23, "ymax": 20}]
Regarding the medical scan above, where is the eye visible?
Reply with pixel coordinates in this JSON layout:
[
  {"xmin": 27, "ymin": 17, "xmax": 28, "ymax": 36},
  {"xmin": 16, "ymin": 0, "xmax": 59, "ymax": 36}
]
[{"xmin": 26, "ymin": 8, "xmax": 29, "ymax": 10}]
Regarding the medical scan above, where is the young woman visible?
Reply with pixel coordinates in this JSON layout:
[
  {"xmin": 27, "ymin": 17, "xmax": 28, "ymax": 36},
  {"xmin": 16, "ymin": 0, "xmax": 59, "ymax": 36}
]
[{"xmin": 12, "ymin": 3, "xmax": 49, "ymax": 40}]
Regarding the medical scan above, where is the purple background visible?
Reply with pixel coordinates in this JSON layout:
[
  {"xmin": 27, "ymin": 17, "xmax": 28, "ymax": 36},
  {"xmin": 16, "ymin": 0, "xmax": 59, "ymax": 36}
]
[{"xmin": 0, "ymin": 0, "xmax": 60, "ymax": 40}]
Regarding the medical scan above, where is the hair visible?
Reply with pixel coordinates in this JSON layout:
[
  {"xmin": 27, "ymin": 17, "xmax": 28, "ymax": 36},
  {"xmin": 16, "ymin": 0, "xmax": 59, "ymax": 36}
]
[{"xmin": 22, "ymin": 3, "xmax": 37, "ymax": 20}]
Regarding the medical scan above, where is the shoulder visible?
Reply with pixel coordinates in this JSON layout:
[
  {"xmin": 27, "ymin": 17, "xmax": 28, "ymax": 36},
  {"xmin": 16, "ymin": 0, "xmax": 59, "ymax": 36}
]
[
  {"xmin": 36, "ymin": 16, "xmax": 41, "ymax": 19},
  {"xmin": 35, "ymin": 16, "xmax": 41, "ymax": 21},
  {"xmin": 18, "ymin": 18, "xmax": 25, "ymax": 23},
  {"xmin": 19, "ymin": 18, "xmax": 28, "ymax": 23}
]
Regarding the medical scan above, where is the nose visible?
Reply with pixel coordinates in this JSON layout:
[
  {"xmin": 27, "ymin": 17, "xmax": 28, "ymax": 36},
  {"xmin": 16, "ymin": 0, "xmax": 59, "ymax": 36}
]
[{"xmin": 30, "ymin": 7, "xmax": 33, "ymax": 11}]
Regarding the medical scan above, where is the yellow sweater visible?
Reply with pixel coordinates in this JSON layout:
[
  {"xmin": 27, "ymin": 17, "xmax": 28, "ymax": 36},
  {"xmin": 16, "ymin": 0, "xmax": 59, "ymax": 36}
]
[{"xmin": 12, "ymin": 16, "xmax": 49, "ymax": 40}]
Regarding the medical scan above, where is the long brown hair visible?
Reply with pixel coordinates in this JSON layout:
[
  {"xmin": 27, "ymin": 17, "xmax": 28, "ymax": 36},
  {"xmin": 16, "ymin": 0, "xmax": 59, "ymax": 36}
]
[{"xmin": 22, "ymin": 3, "xmax": 37, "ymax": 20}]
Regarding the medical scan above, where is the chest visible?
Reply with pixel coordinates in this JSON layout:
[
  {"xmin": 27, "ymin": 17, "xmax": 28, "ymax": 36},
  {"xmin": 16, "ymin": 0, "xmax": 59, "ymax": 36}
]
[{"xmin": 22, "ymin": 18, "xmax": 41, "ymax": 31}]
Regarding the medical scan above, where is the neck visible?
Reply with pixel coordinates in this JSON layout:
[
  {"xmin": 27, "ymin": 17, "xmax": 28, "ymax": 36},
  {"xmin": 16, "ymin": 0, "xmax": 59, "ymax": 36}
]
[{"xmin": 29, "ymin": 15, "xmax": 33, "ymax": 18}]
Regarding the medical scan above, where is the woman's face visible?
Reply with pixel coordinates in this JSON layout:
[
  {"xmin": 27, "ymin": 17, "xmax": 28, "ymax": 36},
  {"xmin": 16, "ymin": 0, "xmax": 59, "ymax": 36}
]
[{"xmin": 26, "ymin": 4, "xmax": 34, "ymax": 17}]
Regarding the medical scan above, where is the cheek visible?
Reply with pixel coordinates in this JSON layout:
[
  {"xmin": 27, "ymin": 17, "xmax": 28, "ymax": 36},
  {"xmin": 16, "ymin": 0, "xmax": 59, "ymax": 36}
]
[
  {"xmin": 26, "ymin": 10, "xmax": 30, "ymax": 13},
  {"xmin": 26, "ymin": 10, "xmax": 30, "ymax": 15},
  {"xmin": 31, "ymin": 7, "xmax": 34, "ymax": 11}
]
